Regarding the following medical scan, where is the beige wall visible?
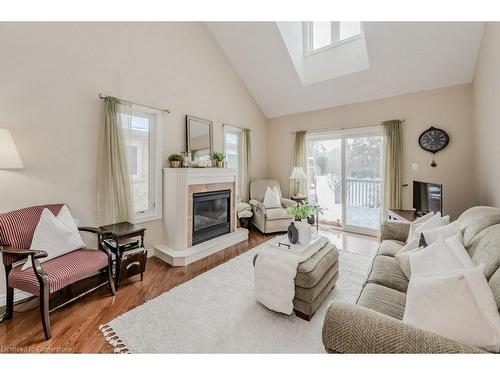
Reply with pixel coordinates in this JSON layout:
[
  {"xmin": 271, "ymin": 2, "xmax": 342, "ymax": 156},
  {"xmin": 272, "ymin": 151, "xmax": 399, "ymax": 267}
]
[
  {"xmin": 472, "ymin": 23, "xmax": 500, "ymax": 207},
  {"xmin": 0, "ymin": 22, "xmax": 267, "ymax": 299},
  {"xmin": 267, "ymin": 84, "xmax": 476, "ymax": 220}
]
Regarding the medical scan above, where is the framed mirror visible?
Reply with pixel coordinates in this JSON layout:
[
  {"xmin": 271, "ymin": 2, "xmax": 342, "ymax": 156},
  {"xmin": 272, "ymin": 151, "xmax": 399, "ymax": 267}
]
[{"xmin": 186, "ymin": 115, "xmax": 213, "ymax": 162}]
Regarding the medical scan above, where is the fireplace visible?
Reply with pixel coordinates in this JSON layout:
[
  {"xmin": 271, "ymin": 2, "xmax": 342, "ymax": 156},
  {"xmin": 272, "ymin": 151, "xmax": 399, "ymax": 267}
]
[{"xmin": 192, "ymin": 189, "xmax": 231, "ymax": 245}]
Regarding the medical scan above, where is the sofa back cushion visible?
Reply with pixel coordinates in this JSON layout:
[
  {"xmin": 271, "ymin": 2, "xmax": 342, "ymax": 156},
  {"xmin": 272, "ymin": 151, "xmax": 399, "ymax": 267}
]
[
  {"xmin": 458, "ymin": 206, "xmax": 500, "ymax": 247},
  {"xmin": 250, "ymin": 180, "xmax": 282, "ymax": 203}
]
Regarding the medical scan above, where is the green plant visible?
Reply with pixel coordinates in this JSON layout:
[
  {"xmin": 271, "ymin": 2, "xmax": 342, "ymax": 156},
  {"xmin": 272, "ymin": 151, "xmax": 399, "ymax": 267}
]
[
  {"xmin": 168, "ymin": 154, "xmax": 183, "ymax": 162},
  {"xmin": 210, "ymin": 152, "xmax": 226, "ymax": 162},
  {"xmin": 287, "ymin": 203, "xmax": 321, "ymax": 220}
]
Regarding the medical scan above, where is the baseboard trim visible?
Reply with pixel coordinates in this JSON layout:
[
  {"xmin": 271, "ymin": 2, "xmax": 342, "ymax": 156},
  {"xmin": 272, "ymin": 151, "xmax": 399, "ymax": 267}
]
[{"xmin": 0, "ymin": 290, "xmax": 33, "ymax": 308}]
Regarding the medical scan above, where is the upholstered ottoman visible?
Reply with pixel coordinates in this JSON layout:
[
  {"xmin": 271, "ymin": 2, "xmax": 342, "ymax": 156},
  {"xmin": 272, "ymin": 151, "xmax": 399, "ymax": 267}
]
[{"xmin": 253, "ymin": 239, "xmax": 339, "ymax": 321}]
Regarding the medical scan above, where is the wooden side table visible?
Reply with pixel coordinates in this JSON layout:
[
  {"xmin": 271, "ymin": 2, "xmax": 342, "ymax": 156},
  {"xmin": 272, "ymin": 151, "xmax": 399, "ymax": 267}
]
[{"xmin": 99, "ymin": 222, "xmax": 146, "ymax": 290}]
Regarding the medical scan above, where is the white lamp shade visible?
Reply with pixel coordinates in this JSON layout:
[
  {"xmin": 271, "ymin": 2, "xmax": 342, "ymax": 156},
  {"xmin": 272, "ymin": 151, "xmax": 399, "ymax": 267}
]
[
  {"xmin": 289, "ymin": 166, "xmax": 307, "ymax": 180},
  {"xmin": 0, "ymin": 129, "xmax": 23, "ymax": 169}
]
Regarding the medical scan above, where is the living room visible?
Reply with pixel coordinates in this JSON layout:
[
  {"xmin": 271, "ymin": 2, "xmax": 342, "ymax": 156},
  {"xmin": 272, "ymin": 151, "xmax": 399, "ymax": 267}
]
[{"xmin": 0, "ymin": 0, "xmax": 499, "ymax": 372}]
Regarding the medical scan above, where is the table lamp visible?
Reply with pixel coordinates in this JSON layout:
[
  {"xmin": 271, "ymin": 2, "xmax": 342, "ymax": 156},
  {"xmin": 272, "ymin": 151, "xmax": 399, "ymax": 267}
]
[
  {"xmin": 289, "ymin": 166, "xmax": 306, "ymax": 197},
  {"xmin": 0, "ymin": 129, "xmax": 24, "ymax": 169}
]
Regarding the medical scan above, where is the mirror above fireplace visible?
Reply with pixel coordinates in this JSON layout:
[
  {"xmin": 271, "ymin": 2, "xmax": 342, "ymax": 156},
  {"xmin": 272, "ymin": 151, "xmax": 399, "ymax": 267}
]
[{"xmin": 186, "ymin": 115, "xmax": 213, "ymax": 162}]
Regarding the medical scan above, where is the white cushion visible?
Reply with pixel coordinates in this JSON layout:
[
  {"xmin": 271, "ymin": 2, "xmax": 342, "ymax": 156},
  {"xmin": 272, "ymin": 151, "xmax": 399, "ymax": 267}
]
[
  {"xmin": 412, "ymin": 212, "xmax": 449, "ymax": 240},
  {"xmin": 263, "ymin": 186, "xmax": 281, "ymax": 209},
  {"xmin": 409, "ymin": 238, "xmax": 468, "ymax": 276},
  {"xmin": 403, "ymin": 265, "xmax": 500, "ymax": 352},
  {"xmin": 407, "ymin": 211, "xmax": 434, "ymax": 241},
  {"xmin": 445, "ymin": 234, "xmax": 474, "ymax": 269},
  {"xmin": 23, "ymin": 205, "xmax": 85, "ymax": 270},
  {"xmin": 395, "ymin": 238, "xmax": 422, "ymax": 278},
  {"xmin": 421, "ymin": 221, "xmax": 460, "ymax": 245}
]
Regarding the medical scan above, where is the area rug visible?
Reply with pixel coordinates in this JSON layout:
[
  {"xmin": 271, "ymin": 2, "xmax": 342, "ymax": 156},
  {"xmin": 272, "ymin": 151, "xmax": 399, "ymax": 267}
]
[{"xmin": 100, "ymin": 233, "xmax": 376, "ymax": 353}]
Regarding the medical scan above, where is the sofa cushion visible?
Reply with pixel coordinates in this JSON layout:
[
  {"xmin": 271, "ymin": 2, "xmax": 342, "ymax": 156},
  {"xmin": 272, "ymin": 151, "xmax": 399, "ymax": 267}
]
[
  {"xmin": 467, "ymin": 223, "xmax": 500, "ymax": 280},
  {"xmin": 358, "ymin": 283, "xmax": 407, "ymax": 320},
  {"xmin": 265, "ymin": 208, "xmax": 293, "ymax": 221},
  {"xmin": 458, "ymin": 206, "xmax": 500, "ymax": 247},
  {"xmin": 377, "ymin": 240, "xmax": 404, "ymax": 257},
  {"xmin": 367, "ymin": 255, "xmax": 409, "ymax": 293},
  {"xmin": 8, "ymin": 248, "xmax": 108, "ymax": 295}
]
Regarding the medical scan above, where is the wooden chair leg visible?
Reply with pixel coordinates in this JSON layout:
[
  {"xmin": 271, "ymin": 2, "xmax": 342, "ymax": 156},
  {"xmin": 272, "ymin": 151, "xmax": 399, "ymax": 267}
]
[
  {"xmin": 108, "ymin": 264, "xmax": 116, "ymax": 296},
  {"xmin": 0, "ymin": 285, "xmax": 14, "ymax": 322},
  {"xmin": 40, "ymin": 282, "xmax": 52, "ymax": 340}
]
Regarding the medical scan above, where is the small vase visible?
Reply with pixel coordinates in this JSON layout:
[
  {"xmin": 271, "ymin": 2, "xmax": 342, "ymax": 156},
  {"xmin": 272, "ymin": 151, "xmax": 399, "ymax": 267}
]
[
  {"xmin": 296, "ymin": 220, "xmax": 312, "ymax": 245},
  {"xmin": 216, "ymin": 161, "xmax": 224, "ymax": 168},
  {"xmin": 287, "ymin": 221, "xmax": 299, "ymax": 244},
  {"xmin": 170, "ymin": 160, "xmax": 181, "ymax": 168}
]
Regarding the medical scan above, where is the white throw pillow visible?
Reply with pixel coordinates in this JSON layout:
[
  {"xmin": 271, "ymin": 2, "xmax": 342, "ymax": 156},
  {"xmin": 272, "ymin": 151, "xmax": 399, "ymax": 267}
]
[
  {"xmin": 263, "ymin": 186, "xmax": 281, "ymax": 208},
  {"xmin": 395, "ymin": 238, "xmax": 422, "ymax": 278},
  {"xmin": 23, "ymin": 206, "xmax": 85, "ymax": 270},
  {"xmin": 412, "ymin": 213, "xmax": 449, "ymax": 240},
  {"xmin": 273, "ymin": 185, "xmax": 282, "ymax": 199},
  {"xmin": 445, "ymin": 234, "xmax": 474, "ymax": 269},
  {"xmin": 409, "ymin": 238, "xmax": 468, "ymax": 276},
  {"xmin": 403, "ymin": 265, "xmax": 500, "ymax": 352},
  {"xmin": 407, "ymin": 211, "xmax": 434, "ymax": 241},
  {"xmin": 420, "ymin": 221, "xmax": 460, "ymax": 246}
]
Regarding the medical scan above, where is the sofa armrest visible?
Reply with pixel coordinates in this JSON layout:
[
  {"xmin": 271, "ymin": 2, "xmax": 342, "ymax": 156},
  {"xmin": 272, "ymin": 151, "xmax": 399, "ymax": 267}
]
[
  {"xmin": 280, "ymin": 198, "xmax": 298, "ymax": 208},
  {"xmin": 0, "ymin": 247, "xmax": 48, "ymax": 260},
  {"xmin": 322, "ymin": 302, "xmax": 482, "ymax": 354},
  {"xmin": 249, "ymin": 199, "xmax": 265, "ymax": 213},
  {"xmin": 379, "ymin": 220, "xmax": 410, "ymax": 242}
]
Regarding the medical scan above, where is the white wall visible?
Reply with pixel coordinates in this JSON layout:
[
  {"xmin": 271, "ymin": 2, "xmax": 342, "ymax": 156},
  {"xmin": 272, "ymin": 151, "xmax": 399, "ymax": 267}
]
[
  {"xmin": 267, "ymin": 84, "xmax": 477, "ymax": 220},
  {"xmin": 472, "ymin": 22, "xmax": 500, "ymax": 207},
  {"xmin": 0, "ymin": 22, "xmax": 268, "ymax": 301}
]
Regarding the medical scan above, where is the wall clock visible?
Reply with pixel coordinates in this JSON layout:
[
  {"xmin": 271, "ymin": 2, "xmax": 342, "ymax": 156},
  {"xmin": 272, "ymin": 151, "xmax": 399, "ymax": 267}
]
[{"xmin": 418, "ymin": 126, "xmax": 449, "ymax": 167}]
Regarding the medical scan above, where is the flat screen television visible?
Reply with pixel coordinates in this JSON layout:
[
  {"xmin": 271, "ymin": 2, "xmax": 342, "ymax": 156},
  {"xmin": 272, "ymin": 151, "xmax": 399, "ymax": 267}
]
[{"xmin": 413, "ymin": 180, "xmax": 442, "ymax": 215}]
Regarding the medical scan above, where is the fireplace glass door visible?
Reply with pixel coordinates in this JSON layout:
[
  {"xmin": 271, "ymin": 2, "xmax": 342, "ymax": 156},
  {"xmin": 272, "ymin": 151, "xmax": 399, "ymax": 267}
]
[{"xmin": 192, "ymin": 189, "xmax": 231, "ymax": 245}]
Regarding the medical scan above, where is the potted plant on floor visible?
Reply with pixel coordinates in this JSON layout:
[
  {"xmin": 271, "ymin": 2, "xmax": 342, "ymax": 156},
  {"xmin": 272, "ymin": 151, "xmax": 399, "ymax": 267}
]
[
  {"xmin": 210, "ymin": 152, "xmax": 226, "ymax": 168},
  {"xmin": 168, "ymin": 154, "xmax": 183, "ymax": 168},
  {"xmin": 286, "ymin": 203, "xmax": 319, "ymax": 245}
]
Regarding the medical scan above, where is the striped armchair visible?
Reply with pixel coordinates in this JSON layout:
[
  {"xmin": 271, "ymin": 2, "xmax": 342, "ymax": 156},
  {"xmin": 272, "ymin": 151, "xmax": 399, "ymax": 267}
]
[{"xmin": 0, "ymin": 204, "xmax": 115, "ymax": 340}]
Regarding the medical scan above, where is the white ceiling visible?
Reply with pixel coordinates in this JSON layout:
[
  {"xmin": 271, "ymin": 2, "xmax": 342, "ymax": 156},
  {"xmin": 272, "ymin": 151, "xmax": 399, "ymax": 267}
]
[{"xmin": 206, "ymin": 22, "xmax": 484, "ymax": 118}]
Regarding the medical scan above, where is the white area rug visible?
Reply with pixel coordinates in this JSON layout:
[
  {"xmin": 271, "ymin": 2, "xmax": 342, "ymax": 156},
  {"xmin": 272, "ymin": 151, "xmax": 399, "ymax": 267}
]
[{"xmin": 100, "ymin": 233, "xmax": 376, "ymax": 353}]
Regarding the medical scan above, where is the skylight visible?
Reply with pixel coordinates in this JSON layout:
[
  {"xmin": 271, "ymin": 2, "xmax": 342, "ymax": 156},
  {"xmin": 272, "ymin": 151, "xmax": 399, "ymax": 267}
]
[{"xmin": 304, "ymin": 21, "xmax": 363, "ymax": 55}]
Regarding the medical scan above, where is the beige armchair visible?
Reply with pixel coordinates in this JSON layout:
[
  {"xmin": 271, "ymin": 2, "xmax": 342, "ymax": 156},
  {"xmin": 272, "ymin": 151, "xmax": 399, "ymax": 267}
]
[{"xmin": 249, "ymin": 179, "xmax": 297, "ymax": 233}]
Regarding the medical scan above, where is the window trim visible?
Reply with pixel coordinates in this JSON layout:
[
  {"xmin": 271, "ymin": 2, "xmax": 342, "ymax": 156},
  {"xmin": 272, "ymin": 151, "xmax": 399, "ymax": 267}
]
[
  {"xmin": 223, "ymin": 125, "xmax": 243, "ymax": 201},
  {"xmin": 303, "ymin": 22, "xmax": 364, "ymax": 56},
  {"xmin": 120, "ymin": 104, "xmax": 163, "ymax": 224}
]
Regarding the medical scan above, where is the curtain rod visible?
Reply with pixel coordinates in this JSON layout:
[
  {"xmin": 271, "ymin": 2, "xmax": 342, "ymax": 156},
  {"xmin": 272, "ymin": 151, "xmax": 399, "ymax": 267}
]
[
  {"xmin": 289, "ymin": 119, "xmax": 405, "ymax": 134},
  {"xmin": 98, "ymin": 93, "xmax": 171, "ymax": 114}
]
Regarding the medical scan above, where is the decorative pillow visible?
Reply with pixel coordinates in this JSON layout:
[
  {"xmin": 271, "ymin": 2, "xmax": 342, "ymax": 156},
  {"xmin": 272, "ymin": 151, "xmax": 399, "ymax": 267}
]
[
  {"xmin": 263, "ymin": 186, "xmax": 281, "ymax": 208},
  {"xmin": 395, "ymin": 238, "xmax": 422, "ymax": 278},
  {"xmin": 420, "ymin": 221, "xmax": 461, "ymax": 246},
  {"xmin": 409, "ymin": 238, "xmax": 468, "ymax": 276},
  {"xmin": 407, "ymin": 211, "xmax": 434, "ymax": 241},
  {"xmin": 403, "ymin": 265, "xmax": 500, "ymax": 352},
  {"xmin": 412, "ymin": 213, "xmax": 449, "ymax": 240},
  {"xmin": 445, "ymin": 234, "xmax": 474, "ymax": 269},
  {"xmin": 23, "ymin": 205, "xmax": 85, "ymax": 270},
  {"xmin": 273, "ymin": 185, "xmax": 282, "ymax": 199}
]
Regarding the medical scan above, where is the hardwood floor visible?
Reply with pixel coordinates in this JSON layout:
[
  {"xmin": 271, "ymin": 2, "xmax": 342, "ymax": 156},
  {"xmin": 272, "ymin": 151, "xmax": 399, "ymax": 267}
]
[{"xmin": 0, "ymin": 228, "xmax": 275, "ymax": 353}]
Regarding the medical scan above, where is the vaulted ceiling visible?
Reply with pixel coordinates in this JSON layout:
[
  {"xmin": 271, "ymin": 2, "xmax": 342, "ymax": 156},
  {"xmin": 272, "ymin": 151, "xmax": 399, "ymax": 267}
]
[{"xmin": 207, "ymin": 22, "xmax": 484, "ymax": 118}]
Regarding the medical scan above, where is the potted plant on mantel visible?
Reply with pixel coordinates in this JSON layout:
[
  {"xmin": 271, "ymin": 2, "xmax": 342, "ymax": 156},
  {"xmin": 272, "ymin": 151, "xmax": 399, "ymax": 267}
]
[
  {"xmin": 286, "ymin": 203, "xmax": 321, "ymax": 245},
  {"xmin": 168, "ymin": 154, "xmax": 183, "ymax": 168},
  {"xmin": 210, "ymin": 152, "xmax": 226, "ymax": 168}
]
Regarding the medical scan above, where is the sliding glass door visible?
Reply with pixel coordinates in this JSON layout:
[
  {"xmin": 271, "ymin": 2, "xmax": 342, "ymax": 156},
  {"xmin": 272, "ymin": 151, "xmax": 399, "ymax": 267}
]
[{"xmin": 307, "ymin": 128, "xmax": 383, "ymax": 234}]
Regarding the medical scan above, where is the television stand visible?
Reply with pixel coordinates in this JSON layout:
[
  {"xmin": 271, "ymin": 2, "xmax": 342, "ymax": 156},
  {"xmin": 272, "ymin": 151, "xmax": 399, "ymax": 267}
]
[{"xmin": 387, "ymin": 209, "xmax": 418, "ymax": 223}]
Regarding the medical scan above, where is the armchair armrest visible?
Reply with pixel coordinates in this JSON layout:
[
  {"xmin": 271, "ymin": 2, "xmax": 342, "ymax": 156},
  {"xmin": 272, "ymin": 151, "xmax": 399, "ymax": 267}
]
[
  {"xmin": 380, "ymin": 220, "xmax": 410, "ymax": 242},
  {"xmin": 0, "ymin": 247, "xmax": 48, "ymax": 260},
  {"xmin": 322, "ymin": 302, "xmax": 482, "ymax": 354},
  {"xmin": 280, "ymin": 198, "xmax": 298, "ymax": 208},
  {"xmin": 249, "ymin": 199, "xmax": 265, "ymax": 213}
]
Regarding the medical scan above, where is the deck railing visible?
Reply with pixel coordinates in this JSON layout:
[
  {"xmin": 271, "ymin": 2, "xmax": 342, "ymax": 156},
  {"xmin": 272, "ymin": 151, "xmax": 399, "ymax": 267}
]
[{"xmin": 346, "ymin": 178, "xmax": 382, "ymax": 208}]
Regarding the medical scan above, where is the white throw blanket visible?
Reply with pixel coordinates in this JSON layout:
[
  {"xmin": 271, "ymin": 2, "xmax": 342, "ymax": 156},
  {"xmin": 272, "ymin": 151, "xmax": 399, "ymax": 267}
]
[{"xmin": 254, "ymin": 235, "xmax": 328, "ymax": 315}]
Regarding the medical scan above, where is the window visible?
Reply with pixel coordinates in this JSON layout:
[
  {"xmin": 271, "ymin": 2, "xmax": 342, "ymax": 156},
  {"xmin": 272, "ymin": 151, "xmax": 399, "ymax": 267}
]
[
  {"xmin": 304, "ymin": 21, "xmax": 362, "ymax": 55},
  {"xmin": 119, "ymin": 104, "xmax": 163, "ymax": 222},
  {"xmin": 224, "ymin": 126, "xmax": 243, "ymax": 200}
]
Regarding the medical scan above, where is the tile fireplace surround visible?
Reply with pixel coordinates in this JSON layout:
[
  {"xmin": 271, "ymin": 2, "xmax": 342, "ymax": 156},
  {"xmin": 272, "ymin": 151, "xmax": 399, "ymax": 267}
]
[{"xmin": 155, "ymin": 168, "xmax": 249, "ymax": 266}]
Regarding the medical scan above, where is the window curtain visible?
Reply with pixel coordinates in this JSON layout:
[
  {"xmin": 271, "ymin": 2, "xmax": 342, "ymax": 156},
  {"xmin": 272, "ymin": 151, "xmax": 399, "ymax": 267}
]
[
  {"xmin": 97, "ymin": 97, "xmax": 134, "ymax": 225},
  {"xmin": 240, "ymin": 128, "xmax": 251, "ymax": 202},
  {"xmin": 383, "ymin": 120, "xmax": 403, "ymax": 211},
  {"xmin": 289, "ymin": 131, "xmax": 307, "ymax": 197}
]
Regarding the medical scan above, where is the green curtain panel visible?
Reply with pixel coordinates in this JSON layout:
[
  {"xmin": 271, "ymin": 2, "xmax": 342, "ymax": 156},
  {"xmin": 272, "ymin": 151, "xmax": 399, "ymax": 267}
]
[
  {"xmin": 383, "ymin": 120, "xmax": 403, "ymax": 211},
  {"xmin": 289, "ymin": 131, "xmax": 307, "ymax": 197},
  {"xmin": 97, "ymin": 97, "xmax": 134, "ymax": 225},
  {"xmin": 240, "ymin": 128, "xmax": 252, "ymax": 202}
]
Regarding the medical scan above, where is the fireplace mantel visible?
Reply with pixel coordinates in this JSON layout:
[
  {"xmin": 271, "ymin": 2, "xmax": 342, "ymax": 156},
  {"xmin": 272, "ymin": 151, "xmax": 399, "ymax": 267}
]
[{"xmin": 154, "ymin": 168, "xmax": 248, "ymax": 266}]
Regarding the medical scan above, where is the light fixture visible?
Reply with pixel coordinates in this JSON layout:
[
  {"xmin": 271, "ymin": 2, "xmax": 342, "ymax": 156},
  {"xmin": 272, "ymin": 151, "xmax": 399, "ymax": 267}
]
[
  {"xmin": 0, "ymin": 129, "xmax": 24, "ymax": 169},
  {"xmin": 289, "ymin": 166, "xmax": 307, "ymax": 197}
]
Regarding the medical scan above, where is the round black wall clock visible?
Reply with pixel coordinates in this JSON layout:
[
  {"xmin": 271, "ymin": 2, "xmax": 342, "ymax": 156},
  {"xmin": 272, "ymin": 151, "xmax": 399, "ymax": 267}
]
[{"xmin": 418, "ymin": 126, "xmax": 449, "ymax": 167}]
